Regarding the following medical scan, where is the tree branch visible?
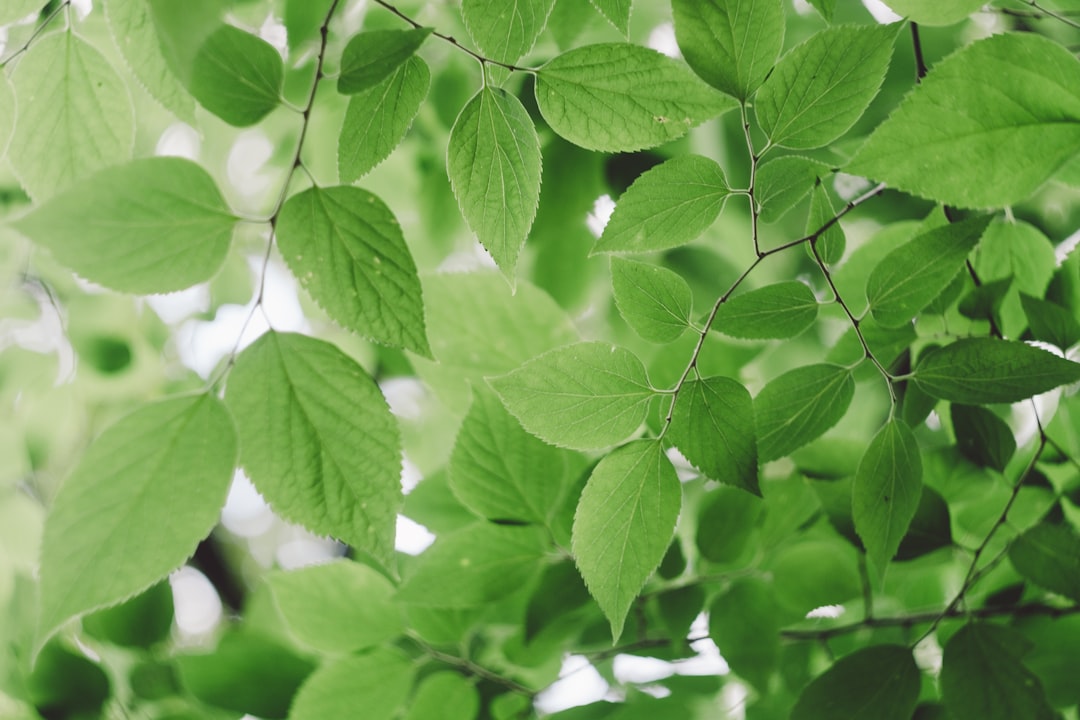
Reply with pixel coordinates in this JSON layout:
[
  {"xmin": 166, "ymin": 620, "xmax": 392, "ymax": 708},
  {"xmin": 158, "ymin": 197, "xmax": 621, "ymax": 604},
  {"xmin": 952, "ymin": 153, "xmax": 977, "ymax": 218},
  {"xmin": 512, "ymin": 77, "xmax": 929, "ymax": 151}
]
[
  {"xmin": 408, "ymin": 634, "xmax": 535, "ymax": 697},
  {"xmin": 0, "ymin": 0, "xmax": 70, "ymax": 67}
]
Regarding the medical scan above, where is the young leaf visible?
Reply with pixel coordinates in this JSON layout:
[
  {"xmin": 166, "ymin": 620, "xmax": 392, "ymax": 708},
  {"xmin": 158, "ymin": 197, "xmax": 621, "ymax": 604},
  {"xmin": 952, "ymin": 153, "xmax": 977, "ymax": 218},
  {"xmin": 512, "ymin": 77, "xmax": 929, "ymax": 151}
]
[
  {"xmin": 535, "ymin": 43, "xmax": 737, "ymax": 152},
  {"xmin": 756, "ymin": 156, "xmax": 830, "ymax": 224},
  {"xmin": 594, "ymin": 155, "xmax": 730, "ymax": 254},
  {"xmin": 848, "ymin": 33, "xmax": 1080, "ymax": 209},
  {"xmin": 447, "ymin": 87, "xmax": 542, "ymax": 280},
  {"xmin": 38, "ymin": 395, "xmax": 236, "ymax": 647},
  {"xmin": 339, "ymin": 56, "xmax": 430, "ymax": 182},
  {"xmin": 950, "ymin": 404, "xmax": 1016, "ymax": 472},
  {"xmin": 713, "ymin": 281, "xmax": 818, "ymax": 339},
  {"xmin": 610, "ymin": 256, "xmax": 694, "ymax": 343},
  {"xmin": 403, "ymin": 673, "xmax": 480, "ymax": 720},
  {"xmin": 225, "ymin": 332, "xmax": 402, "ymax": 566},
  {"xmin": 708, "ymin": 578, "xmax": 779, "ymax": 691},
  {"xmin": 791, "ymin": 645, "xmax": 921, "ymax": 720},
  {"xmin": 756, "ymin": 364, "xmax": 855, "ymax": 462},
  {"xmin": 190, "ymin": 24, "xmax": 284, "ymax": 127},
  {"xmin": 755, "ymin": 23, "xmax": 898, "ymax": 149},
  {"xmin": 671, "ymin": 0, "xmax": 784, "ymax": 100},
  {"xmin": 1021, "ymin": 293, "xmax": 1080, "ymax": 351},
  {"xmin": 883, "ymin": 0, "xmax": 984, "ymax": 25},
  {"xmin": 275, "ymin": 185, "xmax": 430, "ymax": 356},
  {"xmin": 9, "ymin": 32, "xmax": 134, "ymax": 200},
  {"xmin": 913, "ymin": 338, "xmax": 1080, "ymax": 404},
  {"xmin": 866, "ymin": 215, "xmax": 992, "ymax": 328},
  {"xmin": 12, "ymin": 157, "xmax": 237, "ymax": 294},
  {"xmin": 489, "ymin": 342, "xmax": 655, "ymax": 451},
  {"xmin": 572, "ymin": 440, "xmax": 681, "ymax": 641},
  {"xmin": 338, "ymin": 28, "xmax": 432, "ymax": 94},
  {"xmin": 1008, "ymin": 522, "xmax": 1080, "ymax": 602},
  {"xmin": 462, "ymin": 0, "xmax": 554, "ymax": 64},
  {"xmin": 290, "ymin": 649, "xmax": 414, "ymax": 720},
  {"xmin": 807, "ymin": 184, "xmax": 844, "ymax": 265},
  {"xmin": 696, "ymin": 486, "xmax": 761, "ymax": 560},
  {"xmin": 669, "ymin": 376, "xmax": 758, "ymax": 494},
  {"xmin": 852, "ymin": 419, "xmax": 923, "ymax": 574},
  {"xmin": 589, "ymin": 0, "xmax": 631, "ymax": 35}
]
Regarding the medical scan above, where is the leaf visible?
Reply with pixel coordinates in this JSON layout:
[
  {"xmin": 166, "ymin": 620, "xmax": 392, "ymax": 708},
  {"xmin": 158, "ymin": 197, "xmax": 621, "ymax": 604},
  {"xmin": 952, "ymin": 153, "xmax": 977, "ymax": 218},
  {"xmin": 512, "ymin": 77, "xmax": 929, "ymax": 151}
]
[
  {"xmin": 338, "ymin": 28, "xmax": 432, "ymax": 95},
  {"xmin": 572, "ymin": 440, "xmax": 681, "ymax": 641},
  {"xmin": 190, "ymin": 24, "xmax": 284, "ymax": 126},
  {"xmin": 275, "ymin": 185, "xmax": 430, "ymax": 356},
  {"xmin": 489, "ymin": 342, "xmax": 655, "ymax": 451},
  {"xmin": 284, "ymin": 0, "xmax": 335, "ymax": 52},
  {"xmin": 12, "ymin": 157, "xmax": 237, "ymax": 294},
  {"xmin": 807, "ymin": 184, "xmax": 844, "ymax": 265},
  {"xmin": 27, "ymin": 640, "xmax": 110, "ymax": 719},
  {"xmin": 671, "ymin": 0, "xmax": 784, "ymax": 100},
  {"xmin": 883, "ymin": 0, "xmax": 987, "ymax": 26},
  {"xmin": 866, "ymin": 215, "xmax": 992, "ymax": 328},
  {"xmin": 852, "ymin": 419, "xmax": 923, "ymax": 574},
  {"xmin": 339, "ymin": 56, "xmax": 430, "ymax": 181},
  {"xmin": 1021, "ymin": 293, "xmax": 1080, "ymax": 351},
  {"xmin": 755, "ymin": 364, "xmax": 854, "ymax": 462},
  {"xmin": 82, "ymin": 582, "xmax": 174, "ymax": 649},
  {"xmin": 266, "ymin": 561, "xmax": 403, "ymax": 654},
  {"xmin": 1009, "ymin": 522, "xmax": 1080, "ymax": 602},
  {"xmin": 756, "ymin": 156, "xmax": 830, "ymax": 224},
  {"xmin": 225, "ymin": 332, "xmax": 401, "ymax": 566},
  {"xmin": 290, "ymin": 648, "xmax": 414, "ymax": 720},
  {"xmin": 403, "ymin": 673, "xmax": 481, "ymax": 720},
  {"xmin": 462, "ymin": 0, "xmax": 555, "ymax": 64},
  {"xmin": 755, "ymin": 23, "xmax": 898, "ymax": 149},
  {"xmin": 8, "ymin": 32, "xmax": 134, "ymax": 200},
  {"xmin": 941, "ymin": 623, "xmax": 1055, "ymax": 720},
  {"xmin": 695, "ymin": 486, "xmax": 761, "ymax": 561},
  {"xmin": 769, "ymin": 538, "xmax": 860, "ymax": 615},
  {"xmin": 708, "ymin": 578, "xmax": 779, "ymax": 691},
  {"xmin": 535, "ymin": 43, "xmax": 737, "ymax": 152},
  {"xmin": 0, "ymin": 74, "xmax": 13, "ymax": 157},
  {"xmin": 590, "ymin": 0, "xmax": 631, "ymax": 35},
  {"xmin": 669, "ymin": 376, "xmax": 758, "ymax": 494},
  {"xmin": 791, "ymin": 645, "xmax": 921, "ymax": 720},
  {"xmin": 37, "ymin": 395, "xmax": 236, "ymax": 647},
  {"xmin": 806, "ymin": 0, "xmax": 836, "ymax": 21},
  {"xmin": 950, "ymin": 404, "xmax": 1016, "ymax": 472},
  {"xmin": 848, "ymin": 33, "xmax": 1080, "ymax": 209},
  {"xmin": 610, "ymin": 256, "xmax": 693, "ymax": 343},
  {"xmin": 447, "ymin": 87, "xmax": 542, "ymax": 280},
  {"xmin": 0, "ymin": 0, "xmax": 45, "ymax": 25},
  {"xmin": 713, "ymin": 282, "xmax": 818, "ymax": 339},
  {"xmin": 913, "ymin": 338, "xmax": 1080, "ymax": 404},
  {"xmin": 594, "ymin": 155, "xmax": 730, "ymax": 253}
]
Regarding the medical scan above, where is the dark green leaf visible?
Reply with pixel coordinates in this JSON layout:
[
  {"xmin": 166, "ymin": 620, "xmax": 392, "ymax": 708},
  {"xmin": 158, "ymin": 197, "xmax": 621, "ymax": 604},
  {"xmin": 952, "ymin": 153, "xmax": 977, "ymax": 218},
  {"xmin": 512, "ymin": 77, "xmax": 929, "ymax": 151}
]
[
  {"xmin": 1009, "ymin": 521, "xmax": 1080, "ymax": 602},
  {"xmin": 791, "ymin": 645, "xmax": 920, "ymax": 720},
  {"xmin": 708, "ymin": 578, "xmax": 779, "ymax": 692},
  {"xmin": 713, "ymin": 281, "xmax": 818, "ymax": 339},
  {"xmin": 82, "ymin": 581, "xmax": 174, "ymax": 649},
  {"xmin": 950, "ymin": 404, "xmax": 1016, "ymax": 472},
  {"xmin": 338, "ymin": 28, "xmax": 432, "ymax": 95},
  {"xmin": 695, "ymin": 486, "xmax": 761, "ymax": 562},
  {"xmin": 669, "ymin": 376, "xmax": 758, "ymax": 494},
  {"xmin": 755, "ymin": 364, "xmax": 855, "ymax": 462},
  {"xmin": 756, "ymin": 156, "xmax": 830, "ymax": 224},
  {"xmin": 525, "ymin": 560, "xmax": 593, "ymax": 641},
  {"xmin": 27, "ymin": 640, "xmax": 110, "ymax": 718},
  {"xmin": 610, "ymin": 257, "xmax": 694, "ymax": 343},
  {"xmin": 190, "ymin": 24, "xmax": 283, "ymax": 126},
  {"xmin": 1021, "ymin": 293, "xmax": 1080, "ymax": 351}
]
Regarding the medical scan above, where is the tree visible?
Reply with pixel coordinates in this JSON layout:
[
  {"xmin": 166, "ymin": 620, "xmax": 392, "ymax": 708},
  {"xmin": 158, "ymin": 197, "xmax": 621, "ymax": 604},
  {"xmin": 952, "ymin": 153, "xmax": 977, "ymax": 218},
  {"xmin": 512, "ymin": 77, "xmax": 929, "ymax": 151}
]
[{"xmin": 1, "ymin": 0, "xmax": 1080, "ymax": 717}]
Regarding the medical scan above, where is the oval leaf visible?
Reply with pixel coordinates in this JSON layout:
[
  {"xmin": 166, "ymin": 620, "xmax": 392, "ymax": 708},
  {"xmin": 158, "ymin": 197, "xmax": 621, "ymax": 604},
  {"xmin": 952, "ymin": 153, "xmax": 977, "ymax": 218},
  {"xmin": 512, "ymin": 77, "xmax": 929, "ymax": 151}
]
[
  {"xmin": 755, "ymin": 364, "xmax": 854, "ymax": 462},
  {"xmin": 1009, "ymin": 521, "xmax": 1080, "ymax": 603},
  {"xmin": 337, "ymin": 27, "xmax": 431, "ymax": 95},
  {"xmin": 708, "ymin": 577, "xmax": 779, "ymax": 691},
  {"xmin": 610, "ymin": 256, "xmax": 694, "ymax": 343},
  {"xmin": 669, "ymin": 376, "xmax": 758, "ymax": 494},
  {"xmin": 190, "ymin": 24, "xmax": 283, "ymax": 126},
  {"xmin": 791, "ymin": 645, "xmax": 921, "ymax": 720},
  {"xmin": 713, "ymin": 281, "xmax": 818, "ymax": 339},
  {"xmin": 696, "ymin": 486, "xmax": 761, "ymax": 561},
  {"xmin": 756, "ymin": 155, "xmax": 830, "ymax": 224},
  {"xmin": 290, "ymin": 648, "xmax": 415, "ymax": 720},
  {"xmin": 462, "ymin": 0, "xmax": 554, "ymax": 64},
  {"xmin": 950, "ymin": 404, "xmax": 1016, "ymax": 472}
]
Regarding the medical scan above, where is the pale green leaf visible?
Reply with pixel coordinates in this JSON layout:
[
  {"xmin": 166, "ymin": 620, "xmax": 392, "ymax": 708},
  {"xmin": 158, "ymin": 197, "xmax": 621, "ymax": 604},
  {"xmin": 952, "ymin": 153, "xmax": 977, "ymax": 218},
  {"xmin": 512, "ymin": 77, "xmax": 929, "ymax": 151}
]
[
  {"xmin": 190, "ymin": 24, "xmax": 283, "ymax": 127},
  {"xmin": 38, "ymin": 395, "xmax": 236, "ymax": 647},
  {"xmin": 806, "ymin": 0, "xmax": 836, "ymax": 21},
  {"xmin": 669, "ymin": 376, "xmax": 758, "ymax": 494},
  {"xmin": 225, "ymin": 332, "xmax": 401, "ymax": 566},
  {"xmin": 284, "ymin": 0, "xmax": 335, "ymax": 52},
  {"xmin": 290, "ymin": 649, "xmax": 415, "ymax": 720},
  {"xmin": 756, "ymin": 23, "xmax": 898, "ymax": 149},
  {"xmin": 755, "ymin": 364, "xmax": 854, "ymax": 462},
  {"xmin": 594, "ymin": 155, "xmax": 730, "ymax": 253},
  {"xmin": 489, "ymin": 342, "xmax": 655, "ymax": 450},
  {"xmin": 403, "ymin": 673, "xmax": 480, "ymax": 720},
  {"xmin": 1009, "ymin": 521, "xmax": 1080, "ymax": 602},
  {"xmin": 338, "ymin": 55, "xmax": 430, "ymax": 181},
  {"xmin": 462, "ymin": 0, "xmax": 555, "ymax": 64},
  {"xmin": 756, "ymin": 155, "xmax": 830, "ymax": 224},
  {"xmin": 913, "ymin": 338, "xmax": 1080, "ymax": 404},
  {"xmin": 589, "ymin": 0, "xmax": 631, "ymax": 35},
  {"xmin": 792, "ymin": 645, "xmax": 921, "ymax": 720},
  {"xmin": 276, "ymin": 185, "xmax": 430, "ymax": 356},
  {"xmin": 9, "ymin": 32, "xmax": 134, "ymax": 200},
  {"xmin": 713, "ymin": 281, "xmax": 818, "ymax": 339},
  {"xmin": 535, "ymin": 43, "xmax": 737, "ymax": 152},
  {"xmin": 0, "ymin": 0, "xmax": 44, "ymax": 25},
  {"xmin": 672, "ymin": 0, "xmax": 784, "ymax": 100},
  {"xmin": 12, "ymin": 157, "xmax": 237, "ymax": 294},
  {"xmin": 146, "ymin": 0, "xmax": 221, "ymax": 86},
  {"xmin": 807, "ymin": 183, "xmax": 844, "ymax": 264},
  {"xmin": 572, "ymin": 440, "xmax": 681, "ymax": 641},
  {"xmin": 0, "ymin": 74, "xmax": 14, "ymax": 158},
  {"xmin": 709, "ymin": 578, "xmax": 779, "ymax": 691},
  {"xmin": 848, "ymin": 33, "xmax": 1080, "ymax": 208},
  {"xmin": 266, "ymin": 561, "xmax": 402, "ymax": 654},
  {"xmin": 883, "ymin": 0, "xmax": 985, "ymax": 25},
  {"xmin": 338, "ymin": 27, "xmax": 432, "ymax": 95},
  {"xmin": 448, "ymin": 87, "xmax": 542, "ymax": 280},
  {"xmin": 610, "ymin": 256, "xmax": 693, "ymax": 343}
]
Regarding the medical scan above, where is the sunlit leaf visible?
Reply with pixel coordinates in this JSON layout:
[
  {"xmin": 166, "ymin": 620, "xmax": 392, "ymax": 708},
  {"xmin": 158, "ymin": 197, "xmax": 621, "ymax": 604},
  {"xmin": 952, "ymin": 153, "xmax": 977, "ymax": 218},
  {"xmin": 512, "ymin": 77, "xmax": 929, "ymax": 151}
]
[
  {"xmin": 792, "ymin": 645, "xmax": 920, "ymax": 720},
  {"xmin": 462, "ymin": 0, "xmax": 555, "ymax": 64},
  {"xmin": 1009, "ymin": 521, "xmax": 1080, "ymax": 602},
  {"xmin": 0, "ymin": 0, "xmax": 45, "ymax": 25},
  {"xmin": 610, "ymin": 256, "xmax": 693, "ymax": 343},
  {"xmin": 589, "ymin": 0, "xmax": 630, "ymax": 35},
  {"xmin": 338, "ymin": 27, "xmax": 432, "ymax": 95},
  {"xmin": 190, "ymin": 24, "xmax": 283, "ymax": 126},
  {"xmin": 290, "ymin": 648, "xmax": 414, "ymax": 720},
  {"xmin": 0, "ymin": 74, "xmax": 13, "ymax": 157},
  {"xmin": 713, "ymin": 282, "xmax": 818, "ymax": 339},
  {"xmin": 669, "ymin": 376, "xmax": 758, "ymax": 494},
  {"xmin": 756, "ymin": 156, "xmax": 830, "ymax": 224},
  {"xmin": 883, "ymin": 0, "xmax": 992, "ymax": 26},
  {"xmin": 755, "ymin": 364, "xmax": 854, "ymax": 461},
  {"xmin": 403, "ymin": 673, "xmax": 481, "ymax": 720}
]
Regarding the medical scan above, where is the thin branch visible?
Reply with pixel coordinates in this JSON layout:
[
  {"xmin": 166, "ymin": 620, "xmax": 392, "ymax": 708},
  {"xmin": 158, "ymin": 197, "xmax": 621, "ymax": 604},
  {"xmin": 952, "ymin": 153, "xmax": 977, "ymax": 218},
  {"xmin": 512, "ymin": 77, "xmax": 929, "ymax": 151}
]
[
  {"xmin": 910, "ymin": 22, "xmax": 928, "ymax": 82},
  {"xmin": 963, "ymin": 259, "xmax": 1004, "ymax": 339},
  {"xmin": 762, "ymin": 182, "xmax": 886, "ymax": 256},
  {"xmin": 740, "ymin": 103, "xmax": 764, "ymax": 256},
  {"xmin": 1024, "ymin": 0, "xmax": 1080, "ymax": 29},
  {"xmin": 409, "ymin": 634, "xmax": 535, "ymax": 696},
  {"xmin": 0, "ymin": 0, "xmax": 70, "ymax": 67}
]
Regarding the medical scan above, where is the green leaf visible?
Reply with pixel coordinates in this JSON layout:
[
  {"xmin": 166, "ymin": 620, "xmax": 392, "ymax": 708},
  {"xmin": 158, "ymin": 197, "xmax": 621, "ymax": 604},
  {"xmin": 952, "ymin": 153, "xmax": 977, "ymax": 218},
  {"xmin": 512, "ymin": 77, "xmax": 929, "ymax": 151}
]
[
  {"xmin": 671, "ymin": 0, "xmax": 784, "ymax": 100},
  {"xmin": 974, "ymin": 221, "xmax": 1057, "ymax": 337},
  {"xmin": 807, "ymin": 184, "xmax": 844, "ymax": 265},
  {"xmin": 589, "ymin": 0, "xmax": 631, "ymax": 35},
  {"xmin": 27, "ymin": 640, "xmax": 111, "ymax": 719},
  {"xmin": 756, "ymin": 156, "xmax": 830, "ymax": 224},
  {"xmin": 276, "ymin": 185, "xmax": 430, "ymax": 356},
  {"xmin": 755, "ymin": 23, "xmax": 897, "ymax": 149},
  {"xmin": 756, "ymin": 364, "xmax": 854, "ymax": 462},
  {"xmin": 913, "ymin": 338, "xmax": 1080, "ymax": 404},
  {"xmin": 338, "ymin": 28, "xmax": 432, "ymax": 95},
  {"xmin": 594, "ymin": 155, "xmax": 730, "ymax": 253},
  {"xmin": 852, "ymin": 419, "xmax": 923, "ymax": 574},
  {"xmin": 941, "ymin": 623, "xmax": 1055, "ymax": 720},
  {"xmin": 37, "ymin": 395, "xmax": 236, "ymax": 647},
  {"xmin": 0, "ymin": 0, "xmax": 45, "ymax": 26},
  {"xmin": 448, "ymin": 87, "xmax": 542, "ymax": 280},
  {"xmin": 0, "ymin": 74, "xmax": 13, "ymax": 158},
  {"xmin": 805, "ymin": 0, "xmax": 836, "ymax": 21},
  {"xmin": 225, "ymin": 332, "xmax": 401, "ymax": 566},
  {"xmin": 950, "ymin": 404, "xmax": 1016, "ymax": 472},
  {"xmin": 397, "ymin": 523, "xmax": 547, "ymax": 606},
  {"xmin": 769, "ymin": 538, "xmax": 860, "ymax": 615},
  {"xmin": 1009, "ymin": 521, "xmax": 1080, "ymax": 602},
  {"xmin": 695, "ymin": 486, "xmax": 761, "ymax": 561},
  {"xmin": 9, "ymin": 32, "xmax": 134, "ymax": 200},
  {"xmin": 535, "ymin": 43, "xmax": 737, "ymax": 152},
  {"xmin": 12, "ymin": 157, "xmax": 237, "ymax": 294},
  {"xmin": 289, "ymin": 648, "xmax": 414, "ymax": 720},
  {"xmin": 572, "ymin": 440, "xmax": 681, "ymax": 641},
  {"xmin": 848, "ymin": 33, "xmax": 1080, "ymax": 209},
  {"xmin": 791, "ymin": 645, "xmax": 921, "ymax": 720},
  {"xmin": 462, "ymin": 0, "xmax": 555, "ymax": 64},
  {"xmin": 285, "ymin": 0, "xmax": 335, "ymax": 52},
  {"xmin": 610, "ymin": 257, "xmax": 693, "ymax": 343},
  {"xmin": 403, "ymin": 673, "xmax": 481, "ymax": 720},
  {"xmin": 708, "ymin": 578, "xmax": 779, "ymax": 691},
  {"xmin": 883, "ymin": 0, "xmax": 986, "ymax": 26},
  {"xmin": 489, "ymin": 342, "xmax": 655, "ymax": 451},
  {"xmin": 266, "ymin": 560, "xmax": 403, "ymax": 653},
  {"xmin": 339, "ymin": 55, "xmax": 430, "ymax": 181},
  {"xmin": 866, "ymin": 215, "xmax": 992, "ymax": 328},
  {"xmin": 190, "ymin": 24, "xmax": 284, "ymax": 126},
  {"xmin": 82, "ymin": 582, "xmax": 174, "ymax": 649},
  {"xmin": 713, "ymin": 281, "xmax": 818, "ymax": 339},
  {"xmin": 669, "ymin": 376, "xmax": 758, "ymax": 494},
  {"xmin": 1021, "ymin": 293, "xmax": 1080, "ymax": 351}
]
